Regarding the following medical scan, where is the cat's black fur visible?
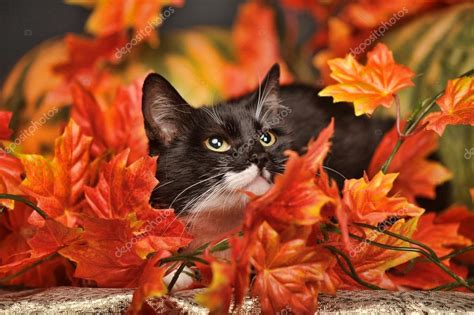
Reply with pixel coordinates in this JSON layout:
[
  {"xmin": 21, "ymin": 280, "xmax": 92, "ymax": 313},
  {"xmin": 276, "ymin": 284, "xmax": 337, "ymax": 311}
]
[{"xmin": 142, "ymin": 64, "xmax": 393, "ymax": 215}]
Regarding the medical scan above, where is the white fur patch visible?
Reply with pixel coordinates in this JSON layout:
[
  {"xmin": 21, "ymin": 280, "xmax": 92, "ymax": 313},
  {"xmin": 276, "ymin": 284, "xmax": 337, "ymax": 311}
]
[
  {"xmin": 183, "ymin": 164, "xmax": 273, "ymax": 249},
  {"xmin": 224, "ymin": 164, "xmax": 272, "ymax": 196}
]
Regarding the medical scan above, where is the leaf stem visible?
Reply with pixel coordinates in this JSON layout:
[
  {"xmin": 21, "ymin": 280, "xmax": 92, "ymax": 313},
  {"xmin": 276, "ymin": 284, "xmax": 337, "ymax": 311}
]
[
  {"xmin": 431, "ymin": 278, "xmax": 474, "ymax": 291},
  {"xmin": 0, "ymin": 253, "xmax": 59, "ymax": 284},
  {"xmin": 380, "ymin": 69, "xmax": 474, "ymax": 173},
  {"xmin": 325, "ymin": 245, "xmax": 384, "ymax": 290},
  {"xmin": 0, "ymin": 194, "xmax": 48, "ymax": 219},
  {"xmin": 167, "ymin": 263, "xmax": 187, "ymax": 292},
  {"xmin": 324, "ymin": 223, "xmax": 474, "ymax": 292}
]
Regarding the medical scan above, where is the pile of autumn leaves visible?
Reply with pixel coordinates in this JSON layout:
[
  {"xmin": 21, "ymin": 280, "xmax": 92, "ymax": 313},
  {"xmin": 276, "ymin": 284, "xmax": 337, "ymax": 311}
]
[{"xmin": 0, "ymin": 43, "xmax": 474, "ymax": 314}]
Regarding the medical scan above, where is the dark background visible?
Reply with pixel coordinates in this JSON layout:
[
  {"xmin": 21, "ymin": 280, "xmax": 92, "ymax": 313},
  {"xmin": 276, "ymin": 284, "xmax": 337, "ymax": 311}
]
[{"xmin": 0, "ymin": 0, "xmax": 243, "ymax": 84}]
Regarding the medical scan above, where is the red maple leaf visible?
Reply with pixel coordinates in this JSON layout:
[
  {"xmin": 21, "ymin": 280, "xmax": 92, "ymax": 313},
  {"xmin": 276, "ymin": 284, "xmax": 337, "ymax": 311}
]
[
  {"xmin": 71, "ymin": 79, "xmax": 148, "ymax": 163},
  {"xmin": 389, "ymin": 260, "xmax": 468, "ymax": 290},
  {"xmin": 0, "ymin": 154, "xmax": 24, "ymax": 209},
  {"xmin": 54, "ymin": 33, "xmax": 127, "ymax": 80},
  {"xmin": 0, "ymin": 111, "xmax": 13, "ymax": 140},
  {"xmin": 368, "ymin": 125, "xmax": 452, "ymax": 202},
  {"xmin": 19, "ymin": 120, "xmax": 93, "ymax": 227},
  {"xmin": 59, "ymin": 216, "xmax": 149, "ymax": 287},
  {"xmin": 84, "ymin": 150, "xmax": 157, "ymax": 219},
  {"xmin": 0, "ymin": 213, "xmax": 80, "ymax": 286},
  {"xmin": 413, "ymin": 212, "xmax": 470, "ymax": 259}
]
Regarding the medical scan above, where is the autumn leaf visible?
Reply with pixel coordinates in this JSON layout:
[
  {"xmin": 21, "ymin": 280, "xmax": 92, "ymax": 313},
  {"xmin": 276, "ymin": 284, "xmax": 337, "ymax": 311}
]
[
  {"xmin": 84, "ymin": 150, "xmax": 157, "ymax": 219},
  {"xmin": 423, "ymin": 77, "xmax": 474, "ymax": 136},
  {"xmin": 71, "ymin": 79, "xmax": 148, "ymax": 163},
  {"xmin": 0, "ymin": 208, "xmax": 79, "ymax": 286},
  {"xmin": 227, "ymin": 1, "xmax": 293, "ymax": 97},
  {"xmin": 59, "ymin": 210, "xmax": 189, "ymax": 287},
  {"xmin": 434, "ymin": 205, "xmax": 474, "ymax": 266},
  {"xmin": 19, "ymin": 120, "xmax": 92, "ymax": 227},
  {"xmin": 412, "ymin": 212, "xmax": 470, "ymax": 259},
  {"xmin": 54, "ymin": 33, "xmax": 127, "ymax": 80},
  {"xmin": 0, "ymin": 203, "xmax": 36, "ymax": 266},
  {"xmin": 332, "ymin": 218, "xmax": 420, "ymax": 290},
  {"xmin": 244, "ymin": 120, "xmax": 339, "ymax": 227},
  {"xmin": 130, "ymin": 251, "xmax": 170, "ymax": 314},
  {"xmin": 0, "ymin": 154, "xmax": 24, "ymax": 209},
  {"xmin": 250, "ymin": 221, "xmax": 332, "ymax": 314},
  {"xmin": 59, "ymin": 216, "xmax": 147, "ymax": 287},
  {"xmin": 368, "ymin": 125, "xmax": 452, "ymax": 202},
  {"xmin": 342, "ymin": 171, "xmax": 424, "ymax": 226},
  {"xmin": 319, "ymin": 43, "xmax": 415, "ymax": 116},
  {"xmin": 0, "ymin": 111, "xmax": 13, "ymax": 140},
  {"xmin": 389, "ymin": 260, "xmax": 468, "ymax": 290},
  {"xmin": 67, "ymin": 0, "xmax": 184, "ymax": 45},
  {"xmin": 133, "ymin": 208, "xmax": 192, "ymax": 259},
  {"xmin": 195, "ymin": 259, "xmax": 235, "ymax": 314}
]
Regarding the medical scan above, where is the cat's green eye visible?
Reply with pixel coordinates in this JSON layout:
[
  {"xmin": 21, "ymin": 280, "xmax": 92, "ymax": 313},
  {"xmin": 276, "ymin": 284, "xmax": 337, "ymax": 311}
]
[
  {"xmin": 204, "ymin": 136, "xmax": 231, "ymax": 152},
  {"xmin": 259, "ymin": 131, "xmax": 277, "ymax": 147}
]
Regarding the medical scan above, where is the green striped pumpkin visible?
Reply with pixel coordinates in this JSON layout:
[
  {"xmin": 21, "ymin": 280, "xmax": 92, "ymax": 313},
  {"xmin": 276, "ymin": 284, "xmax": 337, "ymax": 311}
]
[{"xmin": 383, "ymin": 3, "xmax": 474, "ymax": 206}]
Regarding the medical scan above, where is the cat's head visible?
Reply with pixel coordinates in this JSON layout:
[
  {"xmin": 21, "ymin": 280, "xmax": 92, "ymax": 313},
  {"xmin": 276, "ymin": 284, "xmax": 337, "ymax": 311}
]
[{"xmin": 142, "ymin": 64, "xmax": 292, "ymax": 218}]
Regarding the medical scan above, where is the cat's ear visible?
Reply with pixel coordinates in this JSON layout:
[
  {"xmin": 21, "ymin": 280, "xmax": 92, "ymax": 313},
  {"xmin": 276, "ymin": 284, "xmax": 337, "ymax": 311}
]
[
  {"xmin": 255, "ymin": 63, "xmax": 283, "ymax": 119},
  {"xmin": 142, "ymin": 73, "xmax": 192, "ymax": 146}
]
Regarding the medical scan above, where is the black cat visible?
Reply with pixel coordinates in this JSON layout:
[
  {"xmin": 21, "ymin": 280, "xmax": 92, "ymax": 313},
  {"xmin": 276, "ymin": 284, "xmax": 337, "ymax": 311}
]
[{"xmin": 142, "ymin": 64, "xmax": 393, "ymax": 246}]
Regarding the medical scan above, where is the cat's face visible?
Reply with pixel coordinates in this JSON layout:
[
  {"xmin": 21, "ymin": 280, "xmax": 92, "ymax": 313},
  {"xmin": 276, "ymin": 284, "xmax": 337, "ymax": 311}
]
[{"xmin": 142, "ymin": 64, "xmax": 292, "ymax": 220}]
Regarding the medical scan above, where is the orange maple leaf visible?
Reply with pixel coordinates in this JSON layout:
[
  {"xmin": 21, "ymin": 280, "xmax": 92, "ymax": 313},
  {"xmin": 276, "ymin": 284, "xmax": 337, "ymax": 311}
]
[
  {"xmin": 423, "ymin": 77, "xmax": 474, "ymax": 136},
  {"xmin": 368, "ymin": 125, "xmax": 452, "ymax": 202},
  {"xmin": 84, "ymin": 150, "xmax": 157, "ymax": 219},
  {"xmin": 71, "ymin": 80, "xmax": 148, "ymax": 163},
  {"xmin": 19, "ymin": 120, "xmax": 93, "ymax": 227},
  {"xmin": 319, "ymin": 43, "xmax": 415, "ymax": 116},
  {"xmin": 195, "ymin": 259, "xmax": 235, "ymax": 314},
  {"xmin": 130, "ymin": 251, "xmax": 169, "ymax": 314},
  {"xmin": 250, "ymin": 222, "xmax": 332, "ymax": 314},
  {"xmin": 342, "ymin": 171, "xmax": 424, "ymax": 226}
]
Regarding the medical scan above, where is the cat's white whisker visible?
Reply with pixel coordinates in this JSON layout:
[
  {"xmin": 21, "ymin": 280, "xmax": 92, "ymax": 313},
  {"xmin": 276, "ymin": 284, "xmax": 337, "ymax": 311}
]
[{"xmin": 169, "ymin": 173, "xmax": 224, "ymax": 209}]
